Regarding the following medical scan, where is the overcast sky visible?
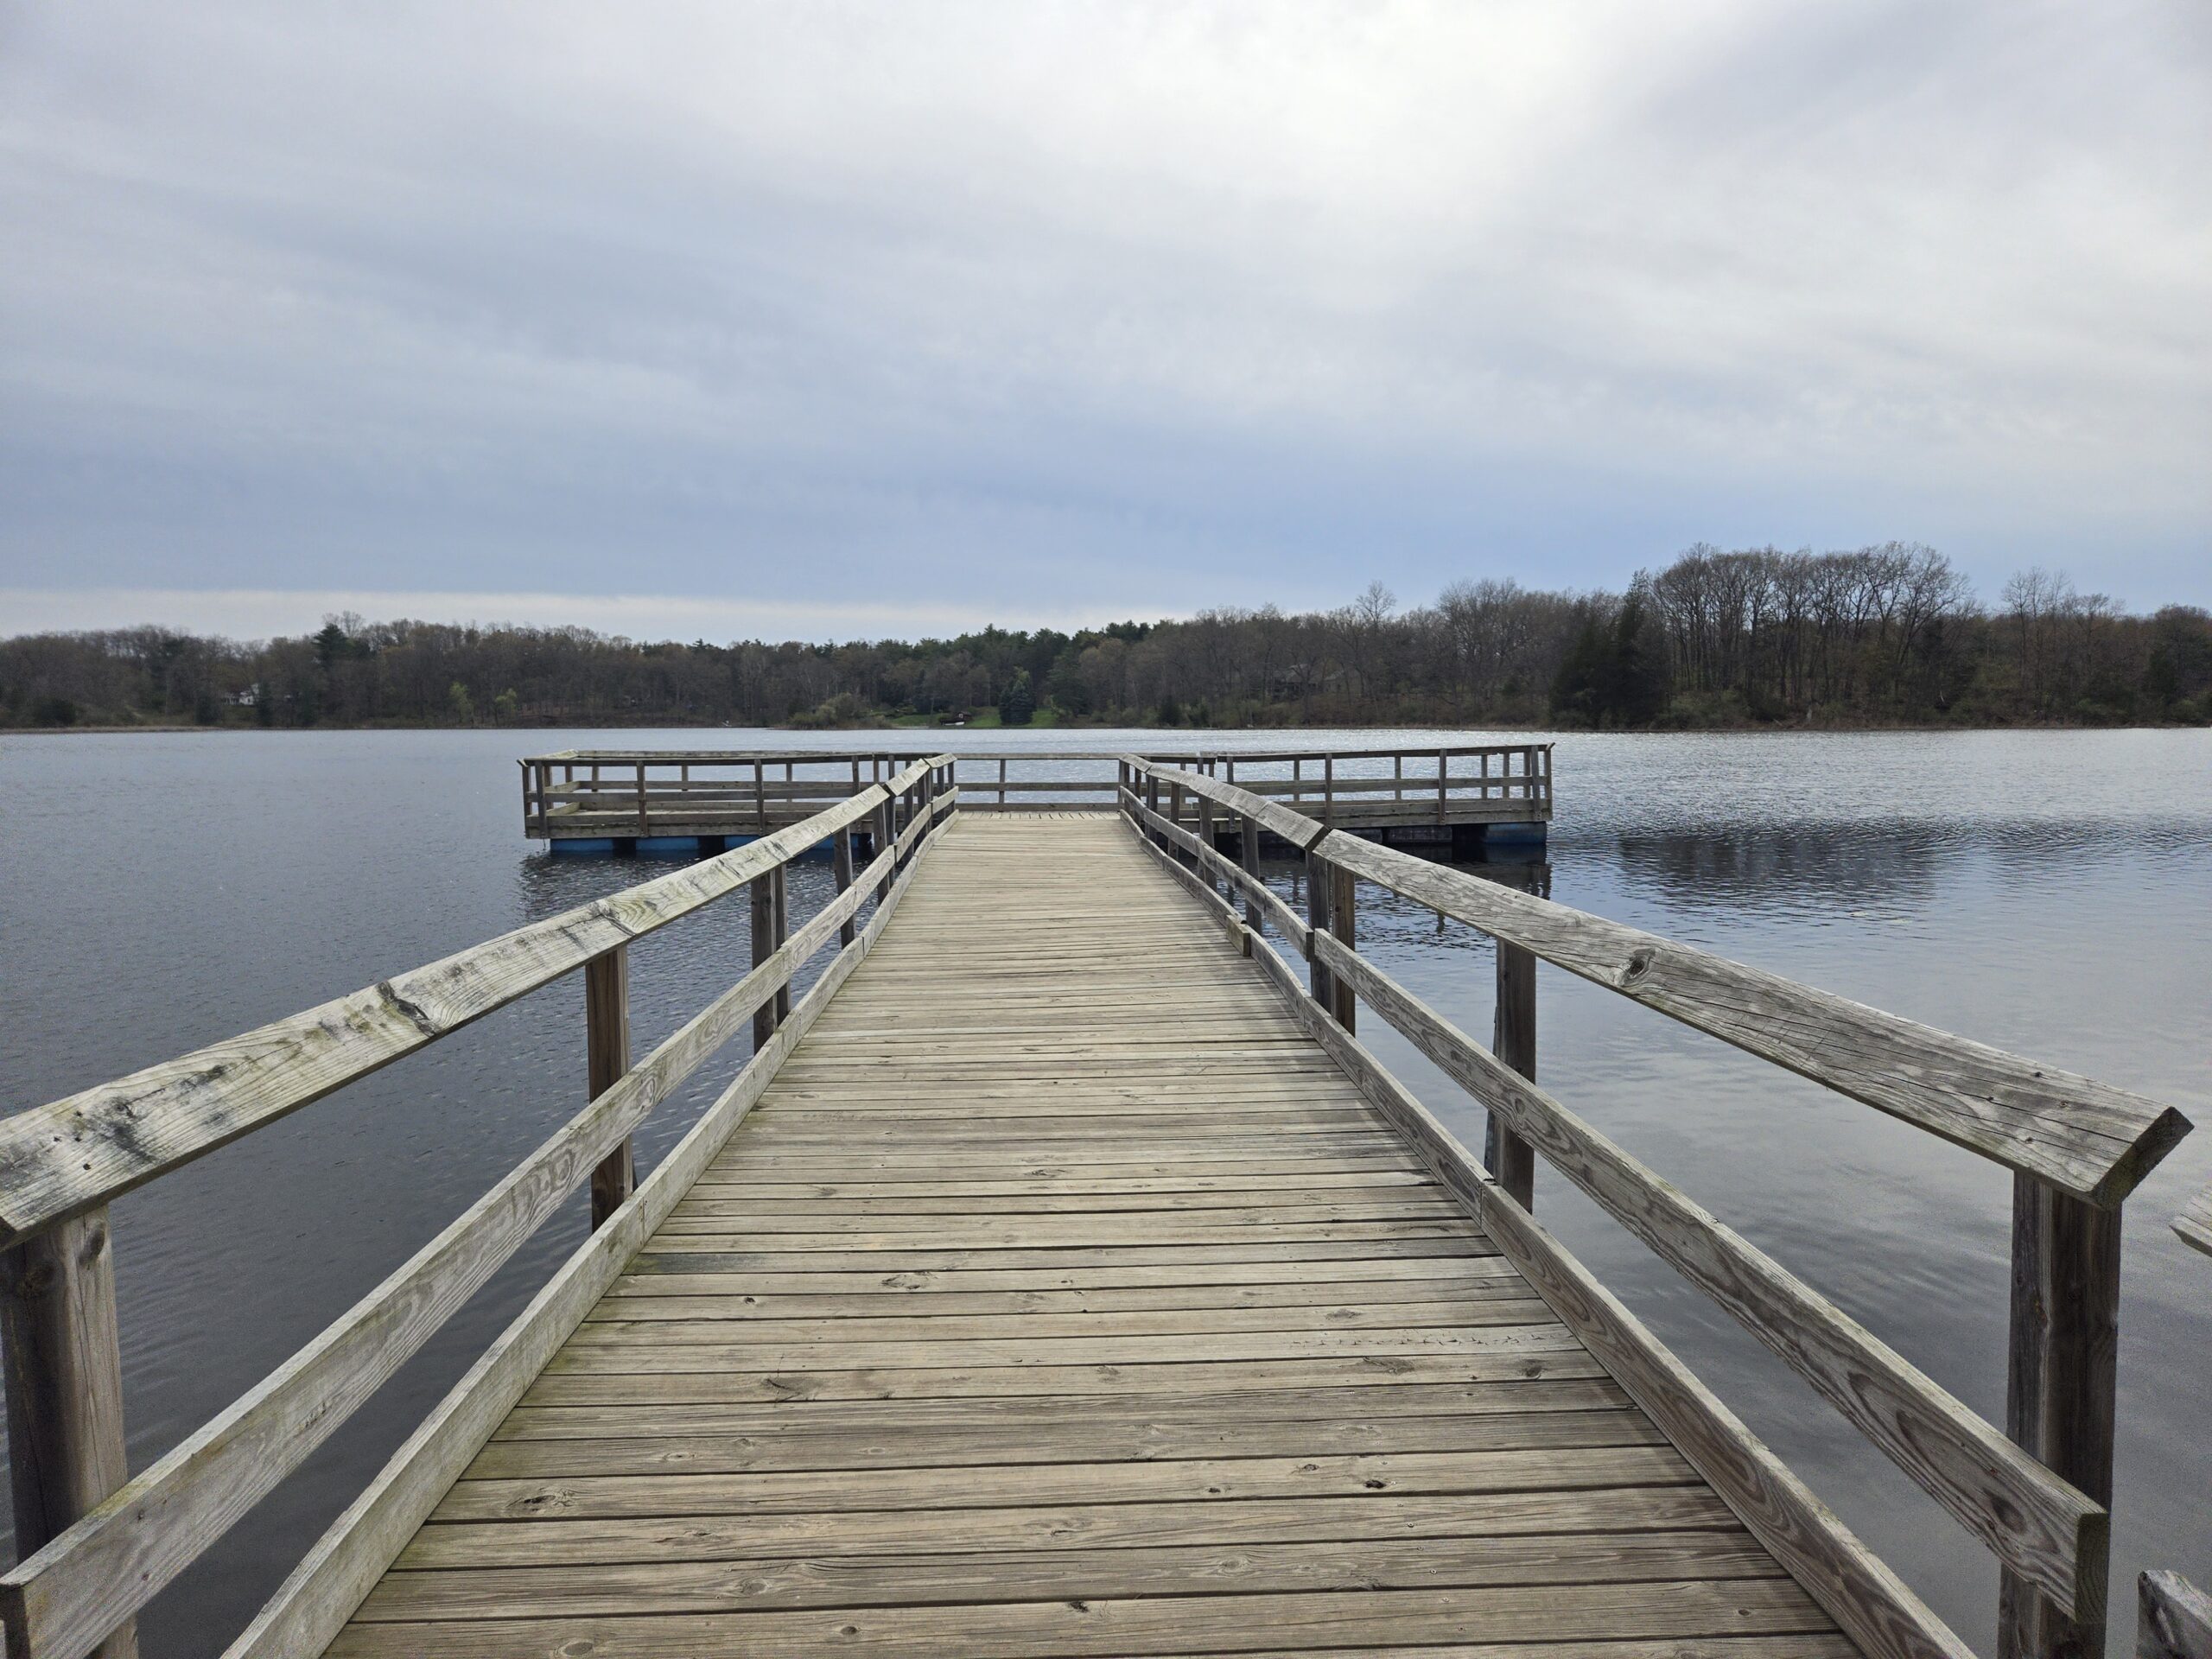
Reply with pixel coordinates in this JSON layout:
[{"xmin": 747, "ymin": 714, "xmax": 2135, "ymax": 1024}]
[{"xmin": 3, "ymin": 1, "xmax": 2206, "ymax": 642}]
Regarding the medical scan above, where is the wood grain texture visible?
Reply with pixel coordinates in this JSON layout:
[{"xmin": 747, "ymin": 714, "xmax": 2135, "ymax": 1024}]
[
  {"xmin": 0, "ymin": 1208, "xmax": 134, "ymax": 1659},
  {"xmin": 1999, "ymin": 1174, "xmax": 2120, "ymax": 1659}
]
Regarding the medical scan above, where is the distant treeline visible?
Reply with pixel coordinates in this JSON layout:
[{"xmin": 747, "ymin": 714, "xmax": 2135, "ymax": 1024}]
[{"xmin": 6, "ymin": 545, "xmax": 2209, "ymax": 732}]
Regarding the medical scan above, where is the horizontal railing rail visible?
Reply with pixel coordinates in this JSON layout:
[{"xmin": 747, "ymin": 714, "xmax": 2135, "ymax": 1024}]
[
  {"xmin": 1116, "ymin": 756, "xmax": 2192, "ymax": 1659},
  {"xmin": 0, "ymin": 759, "xmax": 959, "ymax": 1659}
]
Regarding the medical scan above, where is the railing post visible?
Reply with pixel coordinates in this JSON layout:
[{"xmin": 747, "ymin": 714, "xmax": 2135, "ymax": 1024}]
[
  {"xmin": 751, "ymin": 869, "xmax": 782, "ymax": 1052},
  {"xmin": 772, "ymin": 863, "xmax": 791, "ymax": 1023},
  {"xmin": 833, "ymin": 828, "xmax": 856, "ymax": 947},
  {"xmin": 1306, "ymin": 847, "xmax": 1334, "ymax": 1012},
  {"xmin": 1197, "ymin": 794, "xmax": 1217, "ymax": 894},
  {"xmin": 635, "ymin": 760, "xmax": 648, "ymax": 836},
  {"xmin": 1239, "ymin": 810, "xmax": 1263, "ymax": 931},
  {"xmin": 873, "ymin": 794, "xmax": 894, "ymax": 899},
  {"xmin": 1999, "ymin": 1176, "xmax": 2120, "ymax": 1659},
  {"xmin": 583, "ymin": 946, "xmax": 634, "ymax": 1229},
  {"xmin": 1323, "ymin": 754, "xmax": 1334, "ymax": 825},
  {"xmin": 2, "ymin": 1209, "xmax": 137, "ymax": 1659},
  {"xmin": 1487, "ymin": 942, "xmax": 1537, "ymax": 1209},
  {"xmin": 1437, "ymin": 749, "xmax": 1447, "ymax": 824},
  {"xmin": 1328, "ymin": 861, "xmax": 1357, "ymax": 1032}
]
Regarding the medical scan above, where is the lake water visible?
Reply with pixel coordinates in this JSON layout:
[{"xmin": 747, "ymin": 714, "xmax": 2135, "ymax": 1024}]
[{"xmin": 3, "ymin": 726, "xmax": 2206, "ymax": 1656}]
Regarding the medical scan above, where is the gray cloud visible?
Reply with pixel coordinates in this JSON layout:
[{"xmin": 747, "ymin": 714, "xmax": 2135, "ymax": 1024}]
[{"xmin": 3, "ymin": 0, "xmax": 2206, "ymax": 637}]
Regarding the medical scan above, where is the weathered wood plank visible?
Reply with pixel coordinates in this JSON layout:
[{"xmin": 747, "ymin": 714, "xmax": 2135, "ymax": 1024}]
[
  {"xmin": 325, "ymin": 1579, "xmax": 1837, "ymax": 1659},
  {"xmin": 357, "ymin": 1529, "xmax": 1780, "ymax": 1620},
  {"xmin": 396, "ymin": 1484, "xmax": 1732, "ymax": 1569}
]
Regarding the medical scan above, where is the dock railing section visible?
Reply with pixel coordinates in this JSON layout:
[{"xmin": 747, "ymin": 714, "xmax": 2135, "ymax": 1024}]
[
  {"xmin": 1150, "ymin": 742, "xmax": 1552, "ymax": 828},
  {"xmin": 0, "ymin": 758, "xmax": 959, "ymax": 1659},
  {"xmin": 521, "ymin": 743, "xmax": 1552, "ymax": 832},
  {"xmin": 1116, "ymin": 756, "xmax": 2191, "ymax": 1659},
  {"xmin": 521, "ymin": 748, "xmax": 935, "ymax": 838}
]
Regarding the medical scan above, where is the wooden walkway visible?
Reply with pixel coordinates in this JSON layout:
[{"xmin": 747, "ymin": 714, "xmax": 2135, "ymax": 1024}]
[{"xmin": 329, "ymin": 815, "xmax": 1846, "ymax": 1658}]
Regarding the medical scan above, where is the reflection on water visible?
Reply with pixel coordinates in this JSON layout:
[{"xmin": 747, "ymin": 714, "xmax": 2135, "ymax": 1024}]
[{"xmin": 1, "ymin": 725, "xmax": 2206, "ymax": 1657}]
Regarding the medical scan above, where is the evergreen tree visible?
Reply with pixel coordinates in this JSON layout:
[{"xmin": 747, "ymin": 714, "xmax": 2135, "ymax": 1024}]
[{"xmin": 997, "ymin": 669, "xmax": 1035, "ymax": 726}]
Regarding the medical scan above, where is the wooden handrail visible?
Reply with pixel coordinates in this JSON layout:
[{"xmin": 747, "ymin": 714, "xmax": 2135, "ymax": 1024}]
[
  {"xmin": 0, "ymin": 769, "xmax": 957, "ymax": 1659},
  {"xmin": 1127, "ymin": 760, "xmax": 2188, "ymax": 1206},
  {"xmin": 1118, "ymin": 799, "xmax": 1973, "ymax": 1659},
  {"xmin": 1118, "ymin": 754, "xmax": 2194, "ymax": 1659},
  {"xmin": 1303, "ymin": 925, "xmax": 2103, "ymax": 1614},
  {"xmin": 231, "ymin": 797, "xmax": 957, "ymax": 1659},
  {"xmin": 0, "ymin": 757, "xmax": 942, "ymax": 1249}
]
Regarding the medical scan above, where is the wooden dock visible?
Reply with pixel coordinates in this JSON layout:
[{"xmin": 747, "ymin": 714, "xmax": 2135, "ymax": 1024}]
[
  {"xmin": 0, "ymin": 756, "xmax": 2193, "ymax": 1659},
  {"xmin": 519, "ymin": 744, "xmax": 1553, "ymax": 854},
  {"xmin": 331, "ymin": 815, "xmax": 1833, "ymax": 1656}
]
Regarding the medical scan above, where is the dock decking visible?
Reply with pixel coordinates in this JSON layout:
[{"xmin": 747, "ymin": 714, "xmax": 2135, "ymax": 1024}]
[{"xmin": 334, "ymin": 815, "xmax": 1841, "ymax": 1658}]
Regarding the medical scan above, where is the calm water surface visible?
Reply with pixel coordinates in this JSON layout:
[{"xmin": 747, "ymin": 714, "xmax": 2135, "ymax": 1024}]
[{"xmin": 3, "ymin": 727, "xmax": 2207, "ymax": 1656}]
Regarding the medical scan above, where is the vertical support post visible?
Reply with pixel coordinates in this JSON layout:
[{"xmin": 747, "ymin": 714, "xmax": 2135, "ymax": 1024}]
[
  {"xmin": 834, "ymin": 828, "xmax": 856, "ymax": 946},
  {"xmin": 752, "ymin": 869, "xmax": 782, "ymax": 1051},
  {"xmin": 1197, "ymin": 794, "xmax": 1216, "ymax": 893},
  {"xmin": 1323, "ymin": 754, "xmax": 1334, "ymax": 825},
  {"xmin": 1305, "ymin": 847, "xmax": 1334, "ymax": 1012},
  {"xmin": 874, "ymin": 794, "xmax": 895, "ymax": 900},
  {"xmin": 1, "ymin": 1210, "xmax": 137, "ymax": 1659},
  {"xmin": 772, "ymin": 863, "xmax": 791, "ymax": 1023},
  {"xmin": 1393, "ymin": 753, "xmax": 1402, "ymax": 801},
  {"xmin": 753, "ymin": 760, "xmax": 766, "ymax": 827},
  {"xmin": 998, "ymin": 756, "xmax": 1007, "ymax": 810},
  {"xmin": 1999, "ymin": 1176, "xmax": 2120, "ymax": 1659},
  {"xmin": 1437, "ymin": 749, "xmax": 1448, "ymax": 824},
  {"xmin": 1487, "ymin": 942, "xmax": 1537, "ymax": 1209},
  {"xmin": 635, "ymin": 761, "xmax": 648, "ymax": 836},
  {"xmin": 1239, "ymin": 810, "xmax": 1263, "ymax": 931},
  {"xmin": 1327, "ymin": 862, "xmax": 1357, "ymax": 1033},
  {"xmin": 584, "ymin": 946, "xmax": 634, "ymax": 1229}
]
